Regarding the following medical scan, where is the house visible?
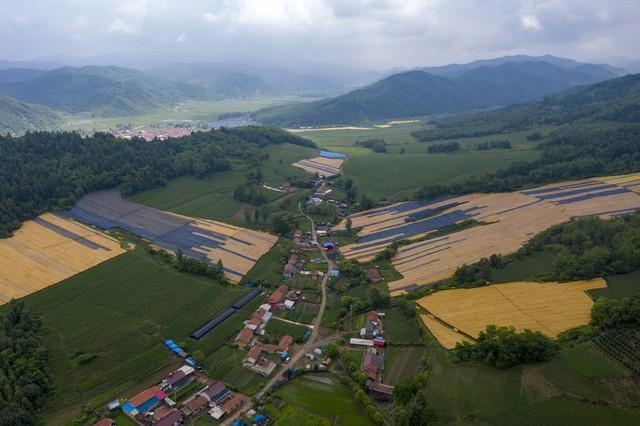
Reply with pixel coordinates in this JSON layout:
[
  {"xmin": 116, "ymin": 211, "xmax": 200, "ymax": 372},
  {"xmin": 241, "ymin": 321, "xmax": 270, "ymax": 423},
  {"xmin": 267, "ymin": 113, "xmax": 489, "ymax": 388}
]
[
  {"xmin": 268, "ymin": 285, "xmax": 288, "ymax": 306},
  {"xmin": 234, "ymin": 327, "xmax": 254, "ymax": 349},
  {"xmin": 154, "ymin": 408, "xmax": 182, "ymax": 426},
  {"xmin": 122, "ymin": 386, "xmax": 166, "ymax": 418},
  {"xmin": 283, "ymin": 263, "xmax": 297, "ymax": 280},
  {"xmin": 366, "ymin": 267, "xmax": 383, "ymax": 283},
  {"xmin": 366, "ymin": 380, "xmax": 395, "ymax": 401},
  {"xmin": 277, "ymin": 335, "xmax": 293, "ymax": 353},
  {"xmin": 367, "ymin": 311, "xmax": 380, "ymax": 324},
  {"xmin": 363, "ymin": 348, "xmax": 384, "ymax": 381},
  {"xmin": 200, "ymin": 381, "xmax": 230, "ymax": 404},
  {"xmin": 361, "ymin": 322, "xmax": 376, "ymax": 339},
  {"xmin": 223, "ymin": 394, "xmax": 249, "ymax": 413},
  {"xmin": 93, "ymin": 419, "xmax": 115, "ymax": 426},
  {"xmin": 284, "ymin": 299, "xmax": 295, "ymax": 310},
  {"xmin": 182, "ymin": 395, "xmax": 209, "ymax": 417},
  {"xmin": 160, "ymin": 365, "xmax": 195, "ymax": 392},
  {"xmin": 251, "ymin": 308, "xmax": 267, "ymax": 322},
  {"xmin": 209, "ymin": 405, "xmax": 226, "ymax": 420},
  {"xmin": 244, "ymin": 344, "xmax": 263, "ymax": 366},
  {"xmin": 263, "ymin": 344, "xmax": 277, "ymax": 354}
]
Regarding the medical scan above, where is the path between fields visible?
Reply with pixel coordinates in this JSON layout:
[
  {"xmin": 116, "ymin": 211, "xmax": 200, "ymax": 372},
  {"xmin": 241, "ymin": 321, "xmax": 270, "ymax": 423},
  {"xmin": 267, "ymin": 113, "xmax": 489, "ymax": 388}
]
[
  {"xmin": 271, "ymin": 316, "xmax": 314, "ymax": 329},
  {"xmin": 222, "ymin": 202, "xmax": 335, "ymax": 425}
]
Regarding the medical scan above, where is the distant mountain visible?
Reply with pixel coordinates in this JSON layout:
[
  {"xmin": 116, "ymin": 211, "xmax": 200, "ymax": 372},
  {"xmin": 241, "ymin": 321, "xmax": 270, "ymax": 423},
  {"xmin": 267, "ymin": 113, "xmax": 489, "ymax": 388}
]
[
  {"xmin": 0, "ymin": 66, "xmax": 208, "ymax": 116},
  {"xmin": 256, "ymin": 59, "xmax": 619, "ymax": 126},
  {"xmin": 152, "ymin": 62, "xmax": 340, "ymax": 98},
  {"xmin": 0, "ymin": 94, "xmax": 61, "ymax": 135},
  {"xmin": 0, "ymin": 68, "xmax": 46, "ymax": 84}
]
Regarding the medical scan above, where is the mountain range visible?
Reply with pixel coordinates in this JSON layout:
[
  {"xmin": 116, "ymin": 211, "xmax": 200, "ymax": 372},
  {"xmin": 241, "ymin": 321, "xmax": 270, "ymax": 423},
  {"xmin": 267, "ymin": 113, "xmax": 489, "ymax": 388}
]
[
  {"xmin": 255, "ymin": 56, "xmax": 625, "ymax": 126},
  {"xmin": 0, "ymin": 94, "xmax": 61, "ymax": 135}
]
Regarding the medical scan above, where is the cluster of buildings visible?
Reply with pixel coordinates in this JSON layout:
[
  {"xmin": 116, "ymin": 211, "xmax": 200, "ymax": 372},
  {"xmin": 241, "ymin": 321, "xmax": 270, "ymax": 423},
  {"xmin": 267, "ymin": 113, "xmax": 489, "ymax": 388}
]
[
  {"xmin": 350, "ymin": 311, "xmax": 386, "ymax": 348},
  {"xmin": 112, "ymin": 126, "xmax": 194, "ymax": 141},
  {"xmin": 233, "ymin": 296, "xmax": 294, "ymax": 377},
  {"xmin": 112, "ymin": 364, "xmax": 248, "ymax": 425}
]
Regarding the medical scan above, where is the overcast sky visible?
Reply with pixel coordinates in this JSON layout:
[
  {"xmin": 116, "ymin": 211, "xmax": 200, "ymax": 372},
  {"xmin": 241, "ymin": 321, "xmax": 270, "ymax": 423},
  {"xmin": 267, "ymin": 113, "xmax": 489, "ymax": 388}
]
[{"xmin": 1, "ymin": 0, "xmax": 639, "ymax": 69}]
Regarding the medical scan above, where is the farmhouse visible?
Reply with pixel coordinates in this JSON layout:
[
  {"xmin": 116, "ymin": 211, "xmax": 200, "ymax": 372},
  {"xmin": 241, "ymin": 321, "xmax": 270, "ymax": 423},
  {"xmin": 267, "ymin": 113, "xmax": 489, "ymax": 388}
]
[
  {"xmin": 200, "ymin": 381, "xmax": 230, "ymax": 404},
  {"xmin": 361, "ymin": 311, "xmax": 384, "ymax": 339},
  {"xmin": 160, "ymin": 365, "xmax": 195, "ymax": 392},
  {"xmin": 93, "ymin": 419, "xmax": 115, "ymax": 426},
  {"xmin": 223, "ymin": 394, "xmax": 249, "ymax": 413},
  {"xmin": 234, "ymin": 327, "xmax": 254, "ymax": 349},
  {"xmin": 277, "ymin": 335, "xmax": 293, "ymax": 353},
  {"xmin": 182, "ymin": 395, "xmax": 209, "ymax": 417},
  {"xmin": 122, "ymin": 386, "xmax": 166, "ymax": 418},
  {"xmin": 367, "ymin": 267, "xmax": 383, "ymax": 283},
  {"xmin": 244, "ymin": 344, "xmax": 264, "ymax": 366},
  {"xmin": 362, "ymin": 348, "xmax": 384, "ymax": 381},
  {"xmin": 154, "ymin": 408, "xmax": 182, "ymax": 426},
  {"xmin": 268, "ymin": 285, "xmax": 288, "ymax": 307}
]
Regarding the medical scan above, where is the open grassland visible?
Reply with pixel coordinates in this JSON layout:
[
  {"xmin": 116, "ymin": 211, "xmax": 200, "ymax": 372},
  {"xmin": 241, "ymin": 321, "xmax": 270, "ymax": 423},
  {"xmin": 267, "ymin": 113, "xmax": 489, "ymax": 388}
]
[
  {"xmin": 417, "ymin": 279, "xmax": 607, "ymax": 348},
  {"xmin": 424, "ymin": 335, "xmax": 640, "ymax": 425},
  {"xmin": 22, "ymin": 252, "xmax": 246, "ymax": 423},
  {"xmin": 0, "ymin": 213, "xmax": 124, "ymax": 304},
  {"xmin": 336, "ymin": 173, "xmax": 640, "ymax": 295},
  {"xmin": 275, "ymin": 376, "xmax": 372, "ymax": 426},
  {"xmin": 300, "ymin": 123, "xmax": 542, "ymax": 200}
]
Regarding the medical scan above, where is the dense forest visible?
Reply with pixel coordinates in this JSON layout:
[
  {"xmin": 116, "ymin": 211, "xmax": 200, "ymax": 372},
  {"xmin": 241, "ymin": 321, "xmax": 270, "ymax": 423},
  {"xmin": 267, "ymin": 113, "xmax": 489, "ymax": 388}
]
[
  {"xmin": 0, "ymin": 300, "xmax": 53, "ymax": 425},
  {"xmin": 0, "ymin": 127, "xmax": 315, "ymax": 237}
]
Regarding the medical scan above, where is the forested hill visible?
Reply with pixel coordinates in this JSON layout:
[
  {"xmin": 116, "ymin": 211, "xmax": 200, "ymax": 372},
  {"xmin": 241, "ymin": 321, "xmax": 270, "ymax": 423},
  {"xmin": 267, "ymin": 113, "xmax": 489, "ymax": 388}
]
[
  {"xmin": 0, "ymin": 126, "xmax": 315, "ymax": 237},
  {"xmin": 0, "ymin": 94, "xmax": 61, "ymax": 135},
  {"xmin": 0, "ymin": 66, "xmax": 208, "ymax": 116},
  {"xmin": 412, "ymin": 73, "xmax": 640, "ymax": 141},
  {"xmin": 412, "ymin": 73, "xmax": 640, "ymax": 200},
  {"xmin": 254, "ymin": 60, "xmax": 618, "ymax": 126}
]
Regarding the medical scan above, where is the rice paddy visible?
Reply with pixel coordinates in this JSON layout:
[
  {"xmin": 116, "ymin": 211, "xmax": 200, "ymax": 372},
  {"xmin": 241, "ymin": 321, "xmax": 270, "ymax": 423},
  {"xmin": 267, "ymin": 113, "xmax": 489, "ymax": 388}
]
[
  {"xmin": 0, "ymin": 213, "xmax": 124, "ymax": 304},
  {"xmin": 291, "ymin": 156, "xmax": 344, "ymax": 177},
  {"xmin": 65, "ymin": 190, "xmax": 277, "ymax": 282},
  {"xmin": 417, "ymin": 278, "xmax": 607, "ymax": 348},
  {"xmin": 336, "ymin": 173, "xmax": 640, "ymax": 296}
]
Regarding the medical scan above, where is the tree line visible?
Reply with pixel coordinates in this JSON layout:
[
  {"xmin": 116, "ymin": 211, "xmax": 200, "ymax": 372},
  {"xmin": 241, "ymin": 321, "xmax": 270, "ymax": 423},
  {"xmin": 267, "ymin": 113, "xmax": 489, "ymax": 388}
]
[
  {"xmin": 0, "ymin": 300, "xmax": 54, "ymax": 425},
  {"xmin": 0, "ymin": 126, "xmax": 315, "ymax": 237}
]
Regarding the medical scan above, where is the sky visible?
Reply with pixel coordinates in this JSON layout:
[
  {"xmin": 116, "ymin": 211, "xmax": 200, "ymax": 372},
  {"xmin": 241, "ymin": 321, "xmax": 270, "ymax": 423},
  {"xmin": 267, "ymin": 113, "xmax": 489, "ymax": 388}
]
[{"xmin": 1, "ymin": 0, "xmax": 639, "ymax": 69}]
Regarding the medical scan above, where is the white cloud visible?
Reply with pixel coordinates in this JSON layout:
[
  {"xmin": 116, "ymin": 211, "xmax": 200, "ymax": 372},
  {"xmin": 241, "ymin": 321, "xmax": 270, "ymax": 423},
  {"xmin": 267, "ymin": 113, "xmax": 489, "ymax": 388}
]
[
  {"xmin": 177, "ymin": 33, "xmax": 186, "ymax": 43},
  {"xmin": 69, "ymin": 15, "xmax": 89, "ymax": 39},
  {"xmin": 108, "ymin": 18, "xmax": 136, "ymax": 35},
  {"xmin": 520, "ymin": 14, "xmax": 542, "ymax": 31}
]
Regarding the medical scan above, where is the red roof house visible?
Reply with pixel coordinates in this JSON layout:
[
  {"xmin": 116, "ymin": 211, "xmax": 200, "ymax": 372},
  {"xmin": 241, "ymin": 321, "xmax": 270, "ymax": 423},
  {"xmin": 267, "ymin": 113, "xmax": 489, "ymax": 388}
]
[{"xmin": 277, "ymin": 335, "xmax": 294, "ymax": 353}]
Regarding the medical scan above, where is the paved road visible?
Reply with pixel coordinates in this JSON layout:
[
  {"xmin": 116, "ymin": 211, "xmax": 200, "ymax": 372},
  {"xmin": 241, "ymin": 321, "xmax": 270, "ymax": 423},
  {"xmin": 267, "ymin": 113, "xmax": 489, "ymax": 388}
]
[{"xmin": 221, "ymin": 203, "xmax": 335, "ymax": 425}]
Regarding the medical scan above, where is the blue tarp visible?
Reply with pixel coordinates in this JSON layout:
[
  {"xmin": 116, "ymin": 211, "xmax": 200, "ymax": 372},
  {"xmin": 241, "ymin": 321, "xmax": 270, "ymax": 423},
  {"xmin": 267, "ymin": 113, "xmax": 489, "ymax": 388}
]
[{"xmin": 320, "ymin": 150, "xmax": 347, "ymax": 159}]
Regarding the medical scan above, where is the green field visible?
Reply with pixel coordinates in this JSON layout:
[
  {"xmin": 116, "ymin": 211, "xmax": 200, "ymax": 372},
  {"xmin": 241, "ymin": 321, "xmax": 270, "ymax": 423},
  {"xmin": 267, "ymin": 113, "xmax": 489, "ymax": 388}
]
[
  {"xmin": 592, "ymin": 271, "xmax": 640, "ymax": 300},
  {"xmin": 491, "ymin": 250, "xmax": 556, "ymax": 283},
  {"xmin": 384, "ymin": 346, "xmax": 425, "ymax": 385},
  {"xmin": 383, "ymin": 305, "xmax": 424, "ymax": 345},
  {"xmin": 128, "ymin": 143, "xmax": 315, "ymax": 227},
  {"xmin": 423, "ymin": 335, "xmax": 640, "ymax": 424},
  {"xmin": 299, "ymin": 123, "xmax": 542, "ymax": 200},
  {"xmin": 25, "ymin": 252, "xmax": 246, "ymax": 423},
  {"xmin": 275, "ymin": 376, "xmax": 372, "ymax": 426},
  {"xmin": 265, "ymin": 318, "xmax": 309, "ymax": 340}
]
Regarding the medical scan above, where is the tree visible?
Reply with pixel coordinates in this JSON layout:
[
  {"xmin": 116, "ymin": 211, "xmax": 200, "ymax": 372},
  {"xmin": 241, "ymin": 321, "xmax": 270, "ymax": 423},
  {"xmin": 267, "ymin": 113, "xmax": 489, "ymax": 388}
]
[
  {"xmin": 368, "ymin": 287, "xmax": 388, "ymax": 308},
  {"xmin": 344, "ymin": 178, "xmax": 354, "ymax": 190},
  {"xmin": 326, "ymin": 343, "xmax": 339, "ymax": 358},
  {"xmin": 346, "ymin": 218, "xmax": 353, "ymax": 234}
]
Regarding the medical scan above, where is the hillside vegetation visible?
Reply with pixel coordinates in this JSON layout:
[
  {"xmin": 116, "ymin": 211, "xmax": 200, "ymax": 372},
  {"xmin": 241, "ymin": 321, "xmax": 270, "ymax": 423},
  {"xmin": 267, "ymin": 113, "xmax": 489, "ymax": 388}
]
[
  {"xmin": 413, "ymin": 73, "xmax": 640, "ymax": 199},
  {"xmin": 0, "ymin": 66, "xmax": 207, "ymax": 116},
  {"xmin": 0, "ymin": 127, "xmax": 314, "ymax": 237},
  {"xmin": 0, "ymin": 94, "xmax": 61, "ymax": 134},
  {"xmin": 255, "ymin": 60, "xmax": 617, "ymax": 126}
]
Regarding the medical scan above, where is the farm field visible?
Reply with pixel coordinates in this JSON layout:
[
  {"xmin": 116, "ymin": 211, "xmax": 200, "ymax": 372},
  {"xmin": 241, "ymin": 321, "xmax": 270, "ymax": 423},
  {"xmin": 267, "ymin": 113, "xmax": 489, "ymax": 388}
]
[
  {"xmin": 417, "ymin": 278, "xmax": 607, "ymax": 348},
  {"xmin": 336, "ymin": 173, "xmax": 640, "ymax": 295},
  {"xmin": 383, "ymin": 346, "xmax": 426, "ymax": 385},
  {"xmin": 291, "ymin": 155, "xmax": 344, "ymax": 177},
  {"xmin": 20, "ymin": 252, "xmax": 246, "ymax": 423},
  {"xmin": 65, "ymin": 190, "xmax": 278, "ymax": 282},
  {"xmin": 300, "ymin": 123, "xmax": 543, "ymax": 200},
  {"xmin": 0, "ymin": 213, "xmax": 124, "ymax": 304},
  {"xmin": 424, "ymin": 335, "xmax": 640, "ymax": 425},
  {"xmin": 275, "ymin": 375, "xmax": 373, "ymax": 426}
]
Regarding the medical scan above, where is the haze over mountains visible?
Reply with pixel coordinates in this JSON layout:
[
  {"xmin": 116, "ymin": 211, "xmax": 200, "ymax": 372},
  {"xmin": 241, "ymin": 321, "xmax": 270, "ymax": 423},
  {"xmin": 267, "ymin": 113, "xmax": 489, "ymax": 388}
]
[
  {"xmin": 255, "ymin": 56, "xmax": 628, "ymax": 126},
  {"xmin": 0, "ymin": 54, "xmax": 636, "ymax": 134}
]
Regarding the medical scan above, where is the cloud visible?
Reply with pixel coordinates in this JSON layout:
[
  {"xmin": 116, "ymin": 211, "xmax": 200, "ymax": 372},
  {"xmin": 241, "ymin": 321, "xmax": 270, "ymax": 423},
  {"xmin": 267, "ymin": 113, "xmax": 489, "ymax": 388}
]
[
  {"xmin": 520, "ymin": 14, "xmax": 542, "ymax": 31},
  {"xmin": 0, "ymin": 0, "xmax": 639, "ymax": 68},
  {"xmin": 108, "ymin": 18, "xmax": 136, "ymax": 35}
]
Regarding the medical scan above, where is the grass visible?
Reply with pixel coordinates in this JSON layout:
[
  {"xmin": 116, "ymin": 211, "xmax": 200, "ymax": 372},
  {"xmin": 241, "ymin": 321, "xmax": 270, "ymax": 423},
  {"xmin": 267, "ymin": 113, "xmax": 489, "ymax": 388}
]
[
  {"xmin": 383, "ymin": 305, "xmax": 424, "ymax": 345},
  {"xmin": 275, "ymin": 376, "xmax": 372, "ymax": 426},
  {"xmin": 491, "ymin": 250, "xmax": 556, "ymax": 283},
  {"xmin": 384, "ymin": 346, "xmax": 425, "ymax": 385},
  {"xmin": 26, "ymin": 251, "xmax": 246, "ymax": 423},
  {"xmin": 592, "ymin": 271, "xmax": 640, "ymax": 300},
  {"xmin": 265, "ymin": 318, "xmax": 309, "ymax": 340},
  {"xmin": 301, "ymin": 123, "xmax": 542, "ymax": 200},
  {"xmin": 422, "ymin": 333, "xmax": 640, "ymax": 424},
  {"xmin": 128, "ymin": 143, "xmax": 315, "ymax": 228},
  {"xmin": 241, "ymin": 238, "xmax": 289, "ymax": 285},
  {"xmin": 272, "ymin": 404, "xmax": 332, "ymax": 426},
  {"xmin": 203, "ymin": 345, "xmax": 267, "ymax": 395}
]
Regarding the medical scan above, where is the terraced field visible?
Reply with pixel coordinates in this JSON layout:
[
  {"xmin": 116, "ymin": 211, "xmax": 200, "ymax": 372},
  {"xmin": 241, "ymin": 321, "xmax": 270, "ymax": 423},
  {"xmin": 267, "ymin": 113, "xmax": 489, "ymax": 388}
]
[
  {"xmin": 0, "ymin": 213, "xmax": 124, "ymax": 303},
  {"xmin": 337, "ymin": 173, "xmax": 640, "ymax": 295},
  {"xmin": 65, "ymin": 190, "xmax": 277, "ymax": 282},
  {"xmin": 417, "ymin": 279, "xmax": 607, "ymax": 348}
]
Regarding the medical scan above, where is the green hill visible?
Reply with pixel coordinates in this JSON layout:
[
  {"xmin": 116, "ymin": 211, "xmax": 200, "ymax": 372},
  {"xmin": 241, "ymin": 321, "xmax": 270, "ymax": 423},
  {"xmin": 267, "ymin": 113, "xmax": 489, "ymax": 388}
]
[
  {"xmin": 0, "ymin": 66, "xmax": 208, "ymax": 116},
  {"xmin": 255, "ymin": 60, "xmax": 618, "ymax": 126},
  {"xmin": 0, "ymin": 94, "xmax": 61, "ymax": 134}
]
